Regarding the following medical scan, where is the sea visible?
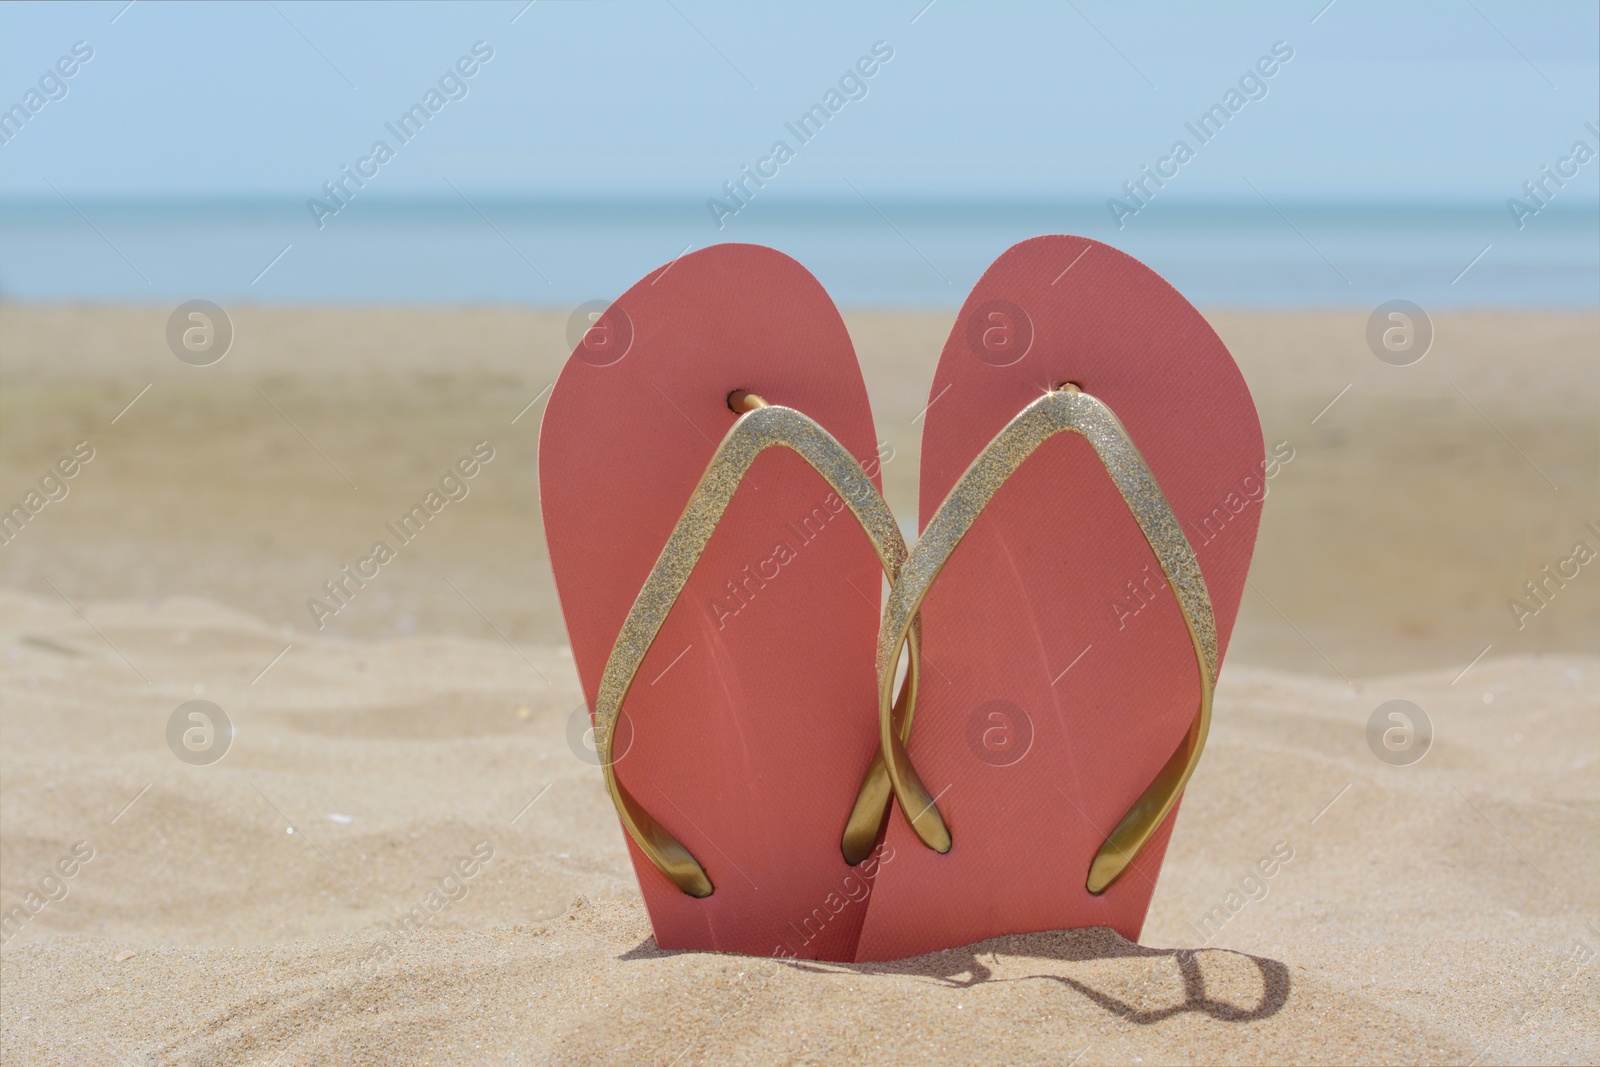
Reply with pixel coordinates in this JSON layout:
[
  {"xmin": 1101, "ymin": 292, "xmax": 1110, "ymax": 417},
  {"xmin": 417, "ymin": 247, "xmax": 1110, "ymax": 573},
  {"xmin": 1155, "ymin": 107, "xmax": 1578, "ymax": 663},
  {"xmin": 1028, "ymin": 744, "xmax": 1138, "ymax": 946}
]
[{"xmin": 0, "ymin": 197, "xmax": 1594, "ymax": 309}]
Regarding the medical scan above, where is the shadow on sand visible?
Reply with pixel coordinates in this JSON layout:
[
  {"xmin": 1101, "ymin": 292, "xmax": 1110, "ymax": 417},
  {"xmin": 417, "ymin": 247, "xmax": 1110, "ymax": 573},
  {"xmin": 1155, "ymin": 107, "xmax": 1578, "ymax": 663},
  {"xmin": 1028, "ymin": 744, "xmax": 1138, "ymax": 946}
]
[{"xmin": 623, "ymin": 926, "xmax": 1289, "ymax": 1024}]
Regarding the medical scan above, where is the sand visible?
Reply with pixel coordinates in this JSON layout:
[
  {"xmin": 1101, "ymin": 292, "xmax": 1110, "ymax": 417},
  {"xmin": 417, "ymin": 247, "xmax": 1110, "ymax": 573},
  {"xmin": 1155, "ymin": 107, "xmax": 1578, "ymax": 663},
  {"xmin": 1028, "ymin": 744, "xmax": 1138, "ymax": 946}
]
[{"xmin": 1, "ymin": 305, "xmax": 1596, "ymax": 1064}]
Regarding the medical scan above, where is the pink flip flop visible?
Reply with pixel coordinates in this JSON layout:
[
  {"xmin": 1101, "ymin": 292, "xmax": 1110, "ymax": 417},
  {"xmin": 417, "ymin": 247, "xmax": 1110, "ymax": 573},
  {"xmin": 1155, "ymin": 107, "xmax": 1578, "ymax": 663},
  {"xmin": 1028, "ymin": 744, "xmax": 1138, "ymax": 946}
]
[
  {"xmin": 540, "ymin": 244, "xmax": 907, "ymax": 961},
  {"xmin": 853, "ymin": 236, "xmax": 1265, "ymax": 961}
]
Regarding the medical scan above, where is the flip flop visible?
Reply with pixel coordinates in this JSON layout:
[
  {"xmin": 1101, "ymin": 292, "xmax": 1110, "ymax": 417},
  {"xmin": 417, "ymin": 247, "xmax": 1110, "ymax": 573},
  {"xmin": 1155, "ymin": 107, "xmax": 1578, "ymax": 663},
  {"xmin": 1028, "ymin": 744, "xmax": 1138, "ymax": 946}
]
[
  {"xmin": 540, "ymin": 244, "xmax": 912, "ymax": 961},
  {"xmin": 852, "ymin": 236, "xmax": 1265, "ymax": 961}
]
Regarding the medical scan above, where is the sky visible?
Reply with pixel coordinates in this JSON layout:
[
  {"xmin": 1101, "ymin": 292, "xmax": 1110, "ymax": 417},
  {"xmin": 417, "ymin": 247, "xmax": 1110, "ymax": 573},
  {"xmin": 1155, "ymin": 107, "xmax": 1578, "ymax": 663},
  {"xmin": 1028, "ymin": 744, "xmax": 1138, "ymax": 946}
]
[{"xmin": 1, "ymin": 0, "xmax": 1596, "ymax": 204}]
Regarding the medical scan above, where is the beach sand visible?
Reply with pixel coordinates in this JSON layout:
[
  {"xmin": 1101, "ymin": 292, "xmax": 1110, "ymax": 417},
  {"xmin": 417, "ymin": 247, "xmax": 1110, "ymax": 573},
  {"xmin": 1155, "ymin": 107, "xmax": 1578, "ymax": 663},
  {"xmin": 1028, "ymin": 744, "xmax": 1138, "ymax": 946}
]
[{"xmin": 1, "ymin": 305, "xmax": 1596, "ymax": 1064}]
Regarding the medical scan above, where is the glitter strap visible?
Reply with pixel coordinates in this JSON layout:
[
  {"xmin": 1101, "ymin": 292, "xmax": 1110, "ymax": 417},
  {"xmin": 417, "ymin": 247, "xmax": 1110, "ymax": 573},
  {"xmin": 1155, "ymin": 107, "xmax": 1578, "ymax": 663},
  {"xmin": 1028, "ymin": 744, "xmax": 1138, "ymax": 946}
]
[
  {"xmin": 593, "ymin": 402, "xmax": 915, "ymax": 897},
  {"xmin": 875, "ymin": 386, "xmax": 1218, "ymax": 894}
]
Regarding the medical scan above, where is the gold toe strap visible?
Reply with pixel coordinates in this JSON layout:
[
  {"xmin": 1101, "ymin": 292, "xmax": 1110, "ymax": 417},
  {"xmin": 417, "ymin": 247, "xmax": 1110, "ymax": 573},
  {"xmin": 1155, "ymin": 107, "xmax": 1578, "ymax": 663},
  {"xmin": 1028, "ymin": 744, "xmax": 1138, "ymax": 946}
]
[
  {"xmin": 840, "ymin": 610, "xmax": 921, "ymax": 865},
  {"xmin": 875, "ymin": 386, "xmax": 1217, "ymax": 895},
  {"xmin": 593, "ymin": 396, "xmax": 916, "ymax": 897}
]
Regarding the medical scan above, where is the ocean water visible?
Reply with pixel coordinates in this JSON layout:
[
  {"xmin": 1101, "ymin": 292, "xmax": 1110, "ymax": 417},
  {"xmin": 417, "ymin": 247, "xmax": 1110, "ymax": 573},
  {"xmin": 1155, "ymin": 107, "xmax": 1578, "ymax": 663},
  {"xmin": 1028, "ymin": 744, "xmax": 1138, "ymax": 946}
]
[{"xmin": 0, "ymin": 197, "xmax": 1594, "ymax": 309}]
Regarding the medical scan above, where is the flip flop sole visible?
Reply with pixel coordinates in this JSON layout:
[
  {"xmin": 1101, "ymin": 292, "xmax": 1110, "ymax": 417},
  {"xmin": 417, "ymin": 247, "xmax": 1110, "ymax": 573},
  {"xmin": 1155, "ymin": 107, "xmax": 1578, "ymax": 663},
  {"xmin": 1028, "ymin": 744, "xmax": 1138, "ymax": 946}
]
[
  {"xmin": 541, "ymin": 244, "xmax": 891, "ymax": 960},
  {"xmin": 856, "ymin": 236, "xmax": 1265, "ymax": 961}
]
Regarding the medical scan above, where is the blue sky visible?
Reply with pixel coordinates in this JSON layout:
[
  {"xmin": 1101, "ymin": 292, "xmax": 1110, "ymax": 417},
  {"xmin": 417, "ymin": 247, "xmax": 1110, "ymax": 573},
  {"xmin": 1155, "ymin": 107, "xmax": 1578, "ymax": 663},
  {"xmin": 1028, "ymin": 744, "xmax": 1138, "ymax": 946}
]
[{"xmin": 2, "ymin": 0, "xmax": 1596, "ymax": 203}]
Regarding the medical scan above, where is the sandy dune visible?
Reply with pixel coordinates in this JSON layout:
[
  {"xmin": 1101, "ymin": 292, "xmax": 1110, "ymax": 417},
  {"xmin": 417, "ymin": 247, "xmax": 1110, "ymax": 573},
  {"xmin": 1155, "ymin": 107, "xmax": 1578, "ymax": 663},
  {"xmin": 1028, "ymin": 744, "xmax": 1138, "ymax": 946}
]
[
  {"xmin": 1, "ymin": 306, "xmax": 1596, "ymax": 1063},
  {"xmin": 0, "ymin": 591, "xmax": 1594, "ymax": 1064}
]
